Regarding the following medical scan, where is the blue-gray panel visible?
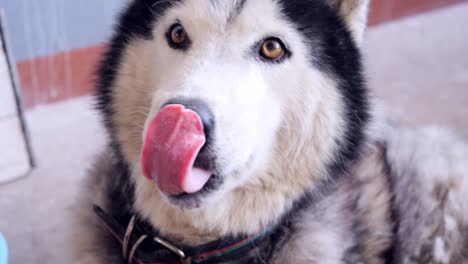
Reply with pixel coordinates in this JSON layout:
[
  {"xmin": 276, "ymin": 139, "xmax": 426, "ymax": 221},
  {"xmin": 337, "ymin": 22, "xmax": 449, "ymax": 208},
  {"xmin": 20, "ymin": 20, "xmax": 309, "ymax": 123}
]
[{"xmin": 0, "ymin": 0, "xmax": 127, "ymax": 61}]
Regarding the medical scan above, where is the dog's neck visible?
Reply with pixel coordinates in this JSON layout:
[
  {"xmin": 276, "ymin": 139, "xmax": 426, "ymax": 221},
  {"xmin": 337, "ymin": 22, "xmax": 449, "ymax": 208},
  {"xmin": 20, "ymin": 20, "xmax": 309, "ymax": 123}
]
[
  {"xmin": 132, "ymin": 182, "xmax": 293, "ymax": 244},
  {"xmin": 131, "ymin": 167, "xmax": 340, "ymax": 245}
]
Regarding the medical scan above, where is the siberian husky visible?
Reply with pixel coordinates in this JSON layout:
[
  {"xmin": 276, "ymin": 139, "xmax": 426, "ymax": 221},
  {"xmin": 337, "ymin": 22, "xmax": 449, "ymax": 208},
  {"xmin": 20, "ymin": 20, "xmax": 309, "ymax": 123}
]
[{"xmin": 74, "ymin": 0, "xmax": 468, "ymax": 263}]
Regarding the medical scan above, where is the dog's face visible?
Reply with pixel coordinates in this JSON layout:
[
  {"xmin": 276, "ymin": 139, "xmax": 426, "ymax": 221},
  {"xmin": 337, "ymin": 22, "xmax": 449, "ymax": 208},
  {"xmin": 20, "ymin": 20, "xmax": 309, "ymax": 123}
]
[{"xmin": 100, "ymin": 0, "xmax": 369, "ymax": 211}]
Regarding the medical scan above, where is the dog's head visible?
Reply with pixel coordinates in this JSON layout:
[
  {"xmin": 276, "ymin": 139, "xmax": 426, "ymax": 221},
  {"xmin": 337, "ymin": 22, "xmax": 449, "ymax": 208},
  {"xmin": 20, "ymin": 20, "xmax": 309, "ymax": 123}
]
[{"xmin": 97, "ymin": 0, "xmax": 370, "ymax": 224}]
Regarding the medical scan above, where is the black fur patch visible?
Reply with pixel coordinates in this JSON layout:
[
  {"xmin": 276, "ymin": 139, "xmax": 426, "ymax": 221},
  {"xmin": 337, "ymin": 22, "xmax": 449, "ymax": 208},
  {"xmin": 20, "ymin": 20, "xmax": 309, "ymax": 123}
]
[
  {"xmin": 278, "ymin": 0, "xmax": 370, "ymax": 178},
  {"xmin": 381, "ymin": 145, "xmax": 399, "ymax": 263},
  {"xmin": 90, "ymin": 156, "xmax": 136, "ymax": 263}
]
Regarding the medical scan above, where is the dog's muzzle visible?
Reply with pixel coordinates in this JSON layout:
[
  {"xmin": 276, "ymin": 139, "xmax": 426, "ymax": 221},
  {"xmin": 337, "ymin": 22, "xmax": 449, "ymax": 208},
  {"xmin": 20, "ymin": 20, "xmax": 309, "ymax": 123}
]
[{"xmin": 141, "ymin": 98, "xmax": 216, "ymax": 196}]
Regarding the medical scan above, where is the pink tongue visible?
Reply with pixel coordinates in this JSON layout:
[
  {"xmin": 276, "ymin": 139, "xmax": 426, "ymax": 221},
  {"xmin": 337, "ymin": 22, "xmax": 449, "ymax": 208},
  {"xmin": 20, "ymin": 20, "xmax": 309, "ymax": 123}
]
[{"xmin": 141, "ymin": 104, "xmax": 212, "ymax": 195}]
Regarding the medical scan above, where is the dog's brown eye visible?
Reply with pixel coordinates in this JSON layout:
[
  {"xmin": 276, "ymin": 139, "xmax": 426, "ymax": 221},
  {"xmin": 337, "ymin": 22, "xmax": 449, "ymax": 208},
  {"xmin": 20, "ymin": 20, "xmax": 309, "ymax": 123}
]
[
  {"xmin": 171, "ymin": 25, "xmax": 186, "ymax": 44},
  {"xmin": 167, "ymin": 23, "xmax": 190, "ymax": 49},
  {"xmin": 260, "ymin": 38, "xmax": 285, "ymax": 61}
]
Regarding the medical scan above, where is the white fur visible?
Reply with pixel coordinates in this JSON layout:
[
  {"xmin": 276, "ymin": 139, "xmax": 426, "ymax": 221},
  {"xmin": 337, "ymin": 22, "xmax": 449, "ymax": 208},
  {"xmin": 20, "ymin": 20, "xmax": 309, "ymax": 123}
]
[{"xmin": 327, "ymin": 0, "xmax": 370, "ymax": 44}]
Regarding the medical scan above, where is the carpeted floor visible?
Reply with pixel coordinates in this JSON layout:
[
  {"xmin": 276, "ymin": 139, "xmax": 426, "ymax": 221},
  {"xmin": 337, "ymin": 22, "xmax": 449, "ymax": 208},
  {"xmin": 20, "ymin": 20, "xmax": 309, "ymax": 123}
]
[{"xmin": 0, "ymin": 3, "xmax": 467, "ymax": 263}]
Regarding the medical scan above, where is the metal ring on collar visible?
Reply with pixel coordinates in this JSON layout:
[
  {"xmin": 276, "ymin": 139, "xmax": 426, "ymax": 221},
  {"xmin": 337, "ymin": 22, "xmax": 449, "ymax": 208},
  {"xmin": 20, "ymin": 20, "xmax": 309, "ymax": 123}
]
[
  {"xmin": 128, "ymin": 235, "xmax": 149, "ymax": 264},
  {"xmin": 154, "ymin": 236, "xmax": 187, "ymax": 260},
  {"xmin": 122, "ymin": 215, "xmax": 137, "ymax": 259}
]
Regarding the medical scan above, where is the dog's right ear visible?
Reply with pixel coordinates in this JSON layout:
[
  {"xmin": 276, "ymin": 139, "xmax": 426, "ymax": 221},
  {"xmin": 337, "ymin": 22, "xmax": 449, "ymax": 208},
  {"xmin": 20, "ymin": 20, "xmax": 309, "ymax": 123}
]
[{"xmin": 326, "ymin": 0, "xmax": 370, "ymax": 45}]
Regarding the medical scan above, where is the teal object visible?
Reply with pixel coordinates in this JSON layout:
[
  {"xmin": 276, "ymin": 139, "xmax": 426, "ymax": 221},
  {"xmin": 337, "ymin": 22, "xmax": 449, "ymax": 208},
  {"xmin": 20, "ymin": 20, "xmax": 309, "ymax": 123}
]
[{"xmin": 0, "ymin": 233, "xmax": 7, "ymax": 264}]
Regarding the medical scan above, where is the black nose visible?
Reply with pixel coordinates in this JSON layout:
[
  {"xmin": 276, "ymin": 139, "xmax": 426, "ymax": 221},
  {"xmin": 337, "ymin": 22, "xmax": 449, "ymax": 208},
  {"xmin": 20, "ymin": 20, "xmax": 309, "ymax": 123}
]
[{"xmin": 163, "ymin": 97, "xmax": 215, "ymax": 148}]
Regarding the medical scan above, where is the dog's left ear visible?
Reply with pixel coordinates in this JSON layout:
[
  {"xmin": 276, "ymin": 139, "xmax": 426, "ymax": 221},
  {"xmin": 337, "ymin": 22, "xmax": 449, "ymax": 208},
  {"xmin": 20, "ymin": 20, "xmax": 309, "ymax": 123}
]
[{"xmin": 326, "ymin": 0, "xmax": 370, "ymax": 44}]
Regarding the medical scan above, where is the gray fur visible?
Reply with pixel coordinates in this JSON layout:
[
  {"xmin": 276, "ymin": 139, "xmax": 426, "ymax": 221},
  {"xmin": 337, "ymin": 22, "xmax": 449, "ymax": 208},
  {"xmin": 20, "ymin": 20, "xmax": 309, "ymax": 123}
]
[
  {"xmin": 271, "ymin": 125, "xmax": 468, "ymax": 263},
  {"xmin": 75, "ymin": 125, "xmax": 468, "ymax": 263},
  {"xmin": 384, "ymin": 126, "xmax": 468, "ymax": 263}
]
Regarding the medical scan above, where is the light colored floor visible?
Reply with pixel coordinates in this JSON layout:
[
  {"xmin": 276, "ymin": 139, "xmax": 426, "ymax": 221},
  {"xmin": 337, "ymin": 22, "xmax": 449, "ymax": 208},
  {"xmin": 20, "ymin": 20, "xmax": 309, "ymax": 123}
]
[
  {"xmin": 364, "ymin": 3, "xmax": 468, "ymax": 137},
  {"xmin": 1, "ymin": 4, "xmax": 467, "ymax": 263},
  {"xmin": 0, "ymin": 98, "xmax": 107, "ymax": 263}
]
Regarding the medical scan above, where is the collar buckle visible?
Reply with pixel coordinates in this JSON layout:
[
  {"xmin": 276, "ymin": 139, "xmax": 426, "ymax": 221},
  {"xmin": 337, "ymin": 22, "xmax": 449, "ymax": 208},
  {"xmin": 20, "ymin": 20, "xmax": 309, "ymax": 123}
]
[{"xmin": 121, "ymin": 215, "xmax": 188, "ymax": 263}]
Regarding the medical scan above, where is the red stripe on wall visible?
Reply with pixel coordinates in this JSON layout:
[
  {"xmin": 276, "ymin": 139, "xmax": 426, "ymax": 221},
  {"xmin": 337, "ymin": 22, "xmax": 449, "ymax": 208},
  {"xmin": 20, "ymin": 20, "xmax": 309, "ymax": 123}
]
[
  {"xmin": 17, "ymin": 44, "xmax": 105, "ymax": 108},
  {"xmin": 16, "ymin": 0, "xmax": 468, "ymax": 109},
  {"xmin": 369, "ymin": 0, "xmax": 468, "ymax": 25}
]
